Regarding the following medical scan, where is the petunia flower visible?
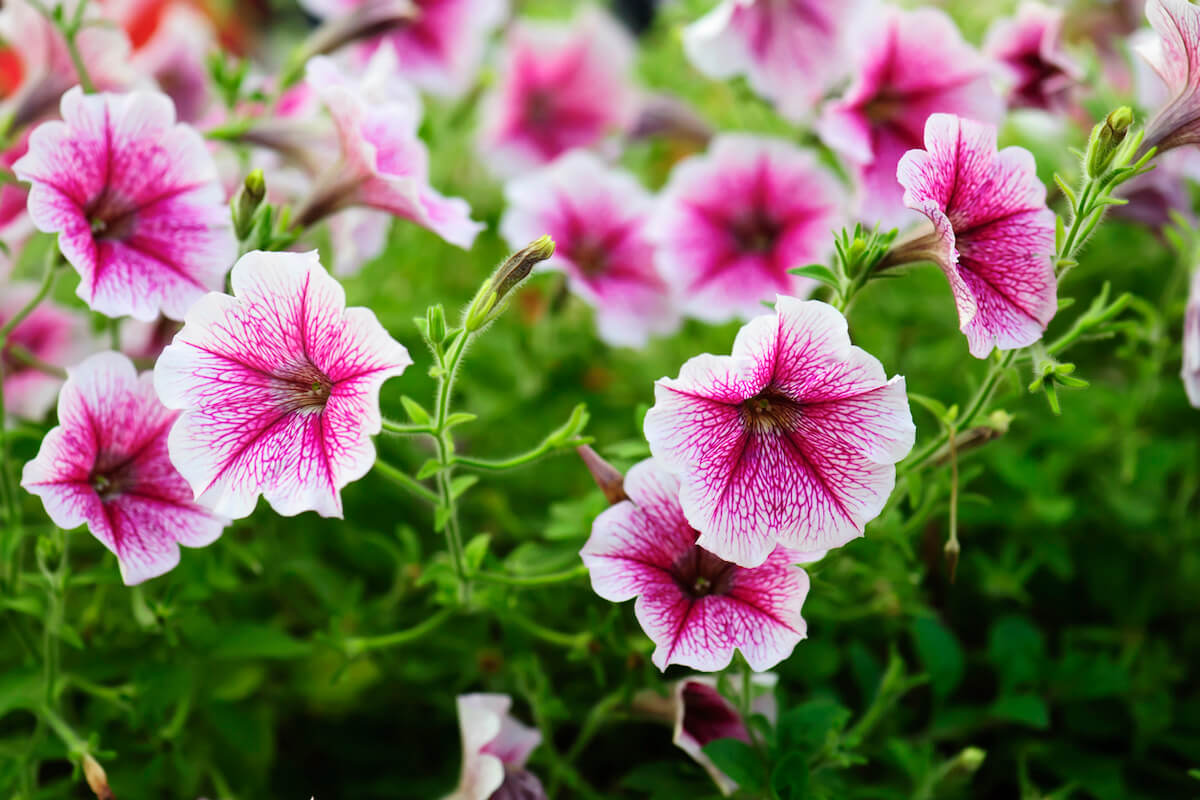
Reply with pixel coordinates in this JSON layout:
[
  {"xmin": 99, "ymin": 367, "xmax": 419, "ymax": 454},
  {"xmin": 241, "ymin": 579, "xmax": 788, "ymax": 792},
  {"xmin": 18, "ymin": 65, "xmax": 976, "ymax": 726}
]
[
  {"xmin": 984, "ymin": 2, "xmax": 1083, "ymax": 113},
  {"xmin": 0, "ymin": 0, "xmax": 136, "ymax": 129},
  {"xmin": 816, "ymin": 5, "xmax": 1003, "ymax": 228},
  {"xmin": 682, "ymin": 0, "xmax": 859, "ymax": 122},
  {"xmin": 153, "ymin": 249, "xmax": 412, "ymax": 519},
  {"xmin": 633, "ymin": 674, "xmax": 778, "ymax": 796},
  {"xmin": 447, "ymin": 694, "xmax": 544, "ymax": 800},
  {"xmin": 298, "ymin": 51, "xmax": 483, "ymax": 249},
  {"xmin": 1137, "ymin": 0, "xmax": 1200, "ymax": 154},
  {"xmin": 126, "ymin": 2, "xmax": 219, "ymax": 123},
  {"xmin": 648, "ymin": 134, "xmax": 846, "ymax": 324},
  {"xmin": 21, "ymin": 352, "xmax": 227, "ymax": 584},
  {"xmin": 894, "ymin": 114, "xmax": 1058, "ymax": 358},
  {"xmin": 13, "ymin": 87, "xmax": 237, "ymax": 322},
  {"xmin": 643, "ymin": 296, "xmax": 914, "ymax": 568},
  {"xmin": 499, "ymin": 150, "xmax": 678, "ymax": 348},
  {"xmin": 1, "ymin": 286, "xmax": 82, "ymax": 420},
  {"xmin": 1183, "ymin": 267, "xmax": 1200, "ymax": 408},
  {"xmin": 478, "ymin": 7, "xmax": 636, "ymax": 178},
  {"xmin": 0, "ymin": 133, "xmax": 34, "ymax": 270},
  {"xmin": 299, "ymin": 0, "xmax": 508, "ymax": 98}
]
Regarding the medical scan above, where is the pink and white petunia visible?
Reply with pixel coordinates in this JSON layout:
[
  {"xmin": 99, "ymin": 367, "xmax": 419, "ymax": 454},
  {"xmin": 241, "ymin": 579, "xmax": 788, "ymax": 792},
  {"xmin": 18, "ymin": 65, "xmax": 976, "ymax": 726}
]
[
  {"xmin": 499, "ymin": 151, "xmax": 678, "ymax": 348},
  {"xmin": 643, "ymin": 296, "xmax": 914, "ymax": 568},
  {"xmin": 299, "ymin": 0, "xmax": 508, "ymax": 98},
  {"xmin": 1, "ymin": 287, "xmax": 82, "ymax": 420},
  {"xmin": 895, "ymin": 114, "xmax": 1058, "ymax": 358},
  {"xmin": 127, "ymin": 3, "xmax": 218, "ymax": 123},
  {"xmin": 648, "ymin": 134, "xmax": 846, "ymax": 324},
  {"xmin": 582, "ymin": 458, "xmax": 814, "ymax": 670},
  {"xmin": 478, "ymin": 7, "xmax": 637, "ymax": 177},
  {"xmin": 1183, "ymin": 267, "xmax": 1200, "ymax": 408},
  {"xmin": 13, "ymin": 88, "xmax": 237, "ymax": 322},
  {"xmin": 985, "ymin": 2, "xmax": 1083, "ymax": 113},
  {"xmin": 21, "ymin": 352, "xmax": 227, "ymax": 584},
  {"xmin": 153, "ymin": 250, "xmax": 412, "ymax": 519},
  {"xmin": 0, "ymin": 133, "xmax": 34, "ymax": 269},
  {"xmin": 299, "ymin": 51, "xmax": 483, "ymax": 249},
  {"xmin": 816, "ymin": 5, "xmax": 1003, "ymax": 228},
  {"xmin": 1137, "ymin": 0, "xmax": 1200, "ymax": 153},
  {"xmin": 447, "ymin": 693, "xmax": 544, "ymax": 800},
  {"xmin": 682, "ymin": 0, "xmax": 859, "ymax": 122}
]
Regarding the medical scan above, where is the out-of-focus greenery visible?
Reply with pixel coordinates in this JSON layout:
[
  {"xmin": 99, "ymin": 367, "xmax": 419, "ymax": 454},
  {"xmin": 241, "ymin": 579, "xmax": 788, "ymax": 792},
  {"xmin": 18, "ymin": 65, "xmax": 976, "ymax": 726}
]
[{"xmin": 2, "ymin": 1, "xmax": 1199, "ymax": 798}]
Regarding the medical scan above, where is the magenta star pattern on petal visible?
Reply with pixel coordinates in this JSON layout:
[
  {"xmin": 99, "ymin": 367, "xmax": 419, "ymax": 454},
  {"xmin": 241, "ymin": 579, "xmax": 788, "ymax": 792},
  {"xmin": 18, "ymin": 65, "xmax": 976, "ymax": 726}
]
[
  {"xmin": 13, "ymin": 87, "xmax": 237, "ymax": 322},
  {"xmin": 21, "ymin": 352, "xmax": 227, "ymax": 585},
  {"xmin": 683, "ymin": 0, "xmax": 860, "ymax": 122},
  {"xmin": 478, "ymin": 7, "xmax": 636, "ymax": 177},
  {"xmin": 582, "ymin": 458, "xmax": 814, "ymax": 670},
  {"xmin": 1138, "ymin": 0, "xmax": 1200, "ymax": 153},
  {"xmin": 643, "ymin": 297, "xmax": 914, "ymax": 568},
  {"xmin": 153, "ymin": 250, "xmax": 412, "ymax": 520},
  {"xmin": 816, "ymin": 5, "xmax": 1003, "ymax": 228},
  {"xmin": 448, "ymin": 694, "xmax": 544, "ymax": 800},
  {"xmin": 985, "ymin": 2, "xmax": 1083, "ymax": 113},
  {"xmin": 648, "ymin": 134, "xmax": 846, "ymax": 324},
  {"xmin": 1183, "ymin": 267, "xmax": 1200, "ymax": 408},
  {"xmin": 499, "ymin": 150, "xmax": 678, "ymax": 348},
  {"xmin": 301, "ymin": 51, "xmax": 483, "ymax": 250},
  {"xmin": 896, "ymin": 114, "xmax": 1058, "ymax": 358},
  {"xmin": 1, "ymin": 286, "xmax": 83, "ymax": 421}
]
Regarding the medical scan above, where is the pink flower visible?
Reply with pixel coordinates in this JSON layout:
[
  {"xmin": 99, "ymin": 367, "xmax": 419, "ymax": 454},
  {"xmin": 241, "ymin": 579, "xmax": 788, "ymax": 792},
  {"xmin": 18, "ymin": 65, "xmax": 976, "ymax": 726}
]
[
  {"xmin": 643, "ymin": 296, "xmax": 914, "ymax": 568},
  {"xmin": 648, "ymin": 134, "xmax": 846, "ymax": 324},
  {"xmin": 128, "ymin": 3, "xmax": 218, "ymax": 123},
  {"xmin": 816, "ymin": 5, "xmax": 1003, "ymax": 228},
  {"xmin": 1137, "ymin": 0, "xmax": 1200, "ymax": 153},
  {"xmin": 985, "ymin": 2, "xmax": 1083, "ymax": 113},
  {"xmin": 13, "ymin": 88, "xmax": 237, "ymax": 322},
  {"xmin": 21, "ymin": 352, "xmax": 227, "ymax": 585},
  {"xmin": 448, "ymin": 694, "xmax": 544, "ymax": 800},
  {"xmin": 298, "ymin": 52, "xmax": 483, "ymax": 249},
  {"xmin": 1183, "ymin": 267, "xmax": 1200, "ymax": 408},
  {"xmin": 0, "ymin": 133, "xmax": 33, "ymax": 262},
  {"xmin": 499, "ymin": 151, "xmax": 677, "ymax": 348},
  {"xmin": 895, "ymin": 114, "xmax": 1057, "ymax": 358},
  {"xmin": 153, "ymin": 250, "xmax": 412, "ymax": 519},
  {"xmin": 300, "ymin": 0, "xmax": 508, "ymax": 98},
  {"xmin": 683, "ymin": 0, "xmax": 859, "ymax": 121},
  {"xmin": 1, "ymin": 286, "xmax": 82, "ymax": 420},
  {"xmin": 478, "ymin": 8, "xmax": 636, "ymax": 177},
  {"xmin": 582, "ymin": 458, "xmax": 814, "ymax": 670}
]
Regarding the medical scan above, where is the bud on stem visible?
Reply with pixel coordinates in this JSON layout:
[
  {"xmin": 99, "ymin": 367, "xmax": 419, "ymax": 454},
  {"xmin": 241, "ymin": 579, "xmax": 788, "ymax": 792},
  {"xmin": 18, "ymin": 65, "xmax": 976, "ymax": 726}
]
[
  {"xmin": 231, "ymin": 169, "xmax": 267, "ymax": 241},
  {"xmin": 576, "ymin": 445, "xmax": 627, "ymax": 504},
  {"xmin": 82, "ymin": 753, "xmax": 113, "ymax": 800},
  {"xmin": 1085, "ymin": 106, "xmax": 1134, "ymax": 178},
  {"xmin": 463, "ymin": 236, "xmax": 556, "ymax": 332}
]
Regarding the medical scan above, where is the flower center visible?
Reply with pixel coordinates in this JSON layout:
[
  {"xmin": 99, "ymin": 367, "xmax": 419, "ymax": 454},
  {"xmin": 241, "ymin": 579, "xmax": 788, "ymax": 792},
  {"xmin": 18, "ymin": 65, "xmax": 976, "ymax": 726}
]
[
  {"xmin": 863, "ymin": 91, "xmax": 907, "ymax": 123},
  {"xmin": 280, "ymin": 363, "xmax": 334, "ymax": 412},
  {"xmin": 729, "ymin": 211, "xmax": 780, "ymax": 254},
  {"xmin": 525, "ymin": 89, "xmax": 557, "ymax": 128},
  {"xmin": 89, "ymin": 466, "xmax": 132, "ymax": 501},
  {"xmin": 571, "ymin": 238, "xmax": 608, "ymax": 276},
  {"xmin": 672, "ymin": 546, "xmax": 738, "ymax": 599},
  {"xmin": 739, "ymin": 389, "xmax": 801, "ymax": 432}
]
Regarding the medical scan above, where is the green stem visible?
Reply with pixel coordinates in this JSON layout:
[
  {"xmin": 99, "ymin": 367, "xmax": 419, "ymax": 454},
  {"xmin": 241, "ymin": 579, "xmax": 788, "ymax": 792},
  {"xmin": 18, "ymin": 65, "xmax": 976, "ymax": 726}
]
[
  {"xmin": 40, "ymin": 705, "xmax": 87, "ymax": 755},
  {"xmin": 452, "ymin": 442, "xmax": 580, "ymax": 471},
  {"xmin": 506, "ymin": 611, "xmax": 589, "ymax": 649},
  {"xmin": 28, "ymin": 0, "xmax": 96, "ymax": 93},
  {"xmin": 473, "ymin": 564, "xmax": 588, "ymax": 587},
  {"xmin": 342, "ymin": 607, "xmax": 455, "ymax": 655},
  {"xmin": 433, "ymin": 331, "xmax": 472, "ymax": 599},
  {"xmin": 373, "ymin": 460, "xmax": 439, "ymax": 505},
  {"xmin": 380, "ymin": 418, "xmax": 431, "ymax": 435}
]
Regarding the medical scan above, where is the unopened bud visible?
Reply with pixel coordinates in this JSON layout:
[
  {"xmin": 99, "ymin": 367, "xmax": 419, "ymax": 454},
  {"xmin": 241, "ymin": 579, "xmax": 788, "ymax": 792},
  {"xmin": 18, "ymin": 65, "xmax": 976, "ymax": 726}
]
[
  {"xmin": 232, "ymin": 169, "xmax": 267, "ymax": 241},
  {"xmin": 464, "ymin": 235, "xmax": 556, "ymax": 332},
  {"xmin": 82, "ymin": 754, "xmax": 113, "ymax": 800},
  {"xmin": 426, "ymin": 304, "xmax": 448, "ymax": 344},
  {"xmin": 1086, "ymin": 106, "xmax": 1134, "ymax": 178},
  {"xmin": 944, "ymin": 537, "xmax": 960, "ymax": 583},
  {"xmin": 577, "ymin": 445, "xmax": 627, "ymax": 504}
]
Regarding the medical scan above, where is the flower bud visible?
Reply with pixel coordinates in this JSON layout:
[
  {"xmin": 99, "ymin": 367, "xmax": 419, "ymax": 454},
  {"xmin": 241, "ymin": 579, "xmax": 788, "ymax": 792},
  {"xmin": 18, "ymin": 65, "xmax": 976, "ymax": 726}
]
[
  {"xmin": 82, "ymin": 753, "xmax": 113, "ymax": 800},
  {"xmin": 1086, "ymin": 106, "xmax": 1134, "ymax": 178},
  {"xmin": 464, "ymin": 235, "xmax": 556, "ymax": 332},
  {"xmin": 426, "ymin": 304, "xmax": 448, "ymax": 345},
  {"xmin": 232, "ymin": 169, "xmax": 267, "ymax": 241},
  {"xmin": 576, "ymin": 445, "xmax": 627, "ymax": 504}
]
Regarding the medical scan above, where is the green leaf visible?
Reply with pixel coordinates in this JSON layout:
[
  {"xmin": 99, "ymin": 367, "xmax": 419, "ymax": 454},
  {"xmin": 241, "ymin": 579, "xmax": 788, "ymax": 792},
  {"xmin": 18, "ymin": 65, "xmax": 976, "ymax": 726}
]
[
  {"xmin": 701, "ymin": 738, "xmax": 763, "ymax": 792},
  {"xmin": 789, "ymin": 263, "xmax": 840, "ymax": 287},
  {"xmin": 912, "ymin": 616, "xmax": 964, "ymax": 699},
  {"xmin": 990, "ymin": 693, "xmax": 1049, "ymax": 729},
  {"xmin": 463, "ymin": 534, "xmax": 491, "ymax": 572},
  {"xmin": 908, "ymin": 392, "xmax": 949, "ymax": 423},
  {"xmin": 208, "ymin": 625, "xmax": 312, "ymax": 660},
  {"xmin": 449, "ymin": 474, "xmax": 478, "ymax": 500},
  {"xmin": 443, "ymin": 412, "xmax": 477, "ymax": 430},
  {"xmin": 434, "ymin": 506, "xmax": 451, "ymax": 532},
  {"xmin": 400, "ymin": 396, "xmax": 432, "ymax": 426},
  {"xmin": 416, "ymin": 459, "xmax": 444, "ymax": 480},
  {"xmin": 771, "ymin": 752, "xmax": 810, "ymax": 799},
  {"xmin": 777, "ymin": 698, "xmax": 851, "ymax": 754},
  {"xmin": 0, "ymin": 668, "xmax": 41, "ymax": 719}
]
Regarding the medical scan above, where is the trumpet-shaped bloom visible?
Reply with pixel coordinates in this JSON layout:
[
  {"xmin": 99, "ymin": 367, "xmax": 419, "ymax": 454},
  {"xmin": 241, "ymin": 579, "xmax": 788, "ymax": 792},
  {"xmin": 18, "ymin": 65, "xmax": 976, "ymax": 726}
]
[
  {"xmin": 300, "ymin": 51, "xmax": 483, "ymax": 249},
  {"xmin": 644, "ymin": 297, "xmax": 914, "ymax": 567},
  {"xmin": 648, "ymin": 134, "xmax": 845, "ymax": 324},
  {"xmin": 154, "ymin": 250, "xmax": 412, "ymax": 519},
  {"xmin": 1, "ymin": 287, "xmax": 81, "ymax": 420},
  {"xmin": 478, "ymin": 8, "xmax": 636, "ymax": 177},
  {"xmin": 13, "ymin": 88, "xmax": 237, "ymax": 322},
  {"xmin": 816, "ymin": 5, "xmax": 1002, "ymax": 228},
  {"xmin": 499, "ymin": 151, "xmax": 677, "ymax": 348},
  {"xmin": 21, "ymin": 352, "xmax": 227, "ymax": 584},
  {"xmin": 1183, "ymin": 268, "xmax": 1200, "ymax": 408},
  {"xmin": 582, "ymin": 458, "xmax": 814, "ymax": 670},
  {"xmin": 447, "ymin": 694, "xmax": 544, "ymax": 800},
  {"xmin": 985, "ymin": 2, "xmax": 1083, "ymax": 113},
  {"xmin": 896, "ymin": 114, "xmax": 1057, "ymax": 358},
  {"xmin": 300, "ymin": 0, "xmax": 508, "ymax": 98},
  {"xmin": 683, "ymin": 0, "xmax": 858, "ymax": 121},
  {"xmin": 1138, "ymin": 0, "xmax": 1200, "ymax": 153}
]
